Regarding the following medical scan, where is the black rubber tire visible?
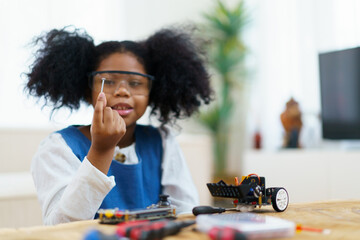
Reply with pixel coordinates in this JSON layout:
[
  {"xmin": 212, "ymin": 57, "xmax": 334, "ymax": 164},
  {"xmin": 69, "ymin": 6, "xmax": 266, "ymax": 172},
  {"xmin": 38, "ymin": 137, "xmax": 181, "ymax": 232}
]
[{"xmin": 271, "ymin": 188, "xmax": 289, "ymax": 212}]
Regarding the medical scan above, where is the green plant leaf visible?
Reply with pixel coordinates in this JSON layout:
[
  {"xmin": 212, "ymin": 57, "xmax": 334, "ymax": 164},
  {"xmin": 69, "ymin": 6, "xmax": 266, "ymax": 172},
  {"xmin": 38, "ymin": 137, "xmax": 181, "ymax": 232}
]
[{"xmin": 198, "ymin": 0, "xmax": 249, "ymax": 176}]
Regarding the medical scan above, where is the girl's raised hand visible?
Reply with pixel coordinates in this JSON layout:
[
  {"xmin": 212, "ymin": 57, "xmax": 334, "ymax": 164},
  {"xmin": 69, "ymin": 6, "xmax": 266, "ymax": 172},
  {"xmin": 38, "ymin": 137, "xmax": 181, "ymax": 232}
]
[{"xmin": 87, "ymin": 92, "xmax": 126, "ymax": 174}]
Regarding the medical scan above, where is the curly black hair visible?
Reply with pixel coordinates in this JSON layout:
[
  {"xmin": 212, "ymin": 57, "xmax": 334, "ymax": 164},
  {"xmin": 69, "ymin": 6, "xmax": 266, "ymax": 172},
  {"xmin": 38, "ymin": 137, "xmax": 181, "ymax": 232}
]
[
  {"xmin": 25, "ymin": 27, "xmax": 96, "ymax": 111},
  {"xmin": 25, "ymin": 26, "xmax": 213, "ymax": 126},
  {"xmin": 144, "ymin": 28, "xmax": 213, "ymax": 125}
]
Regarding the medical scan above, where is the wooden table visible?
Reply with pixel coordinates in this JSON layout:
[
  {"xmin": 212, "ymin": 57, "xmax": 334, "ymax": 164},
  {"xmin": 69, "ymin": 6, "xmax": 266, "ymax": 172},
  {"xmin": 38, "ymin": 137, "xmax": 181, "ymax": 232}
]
[{"xmin": 1, "ymin": 200, "xmax": 360, "ymax": 239}]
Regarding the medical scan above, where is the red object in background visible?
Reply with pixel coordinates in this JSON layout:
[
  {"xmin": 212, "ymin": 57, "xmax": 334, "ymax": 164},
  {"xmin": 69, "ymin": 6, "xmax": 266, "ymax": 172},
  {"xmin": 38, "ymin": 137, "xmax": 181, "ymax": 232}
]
[{"xmin": 254, "ymin": 131, "xmax": 261, "ymax": 149}]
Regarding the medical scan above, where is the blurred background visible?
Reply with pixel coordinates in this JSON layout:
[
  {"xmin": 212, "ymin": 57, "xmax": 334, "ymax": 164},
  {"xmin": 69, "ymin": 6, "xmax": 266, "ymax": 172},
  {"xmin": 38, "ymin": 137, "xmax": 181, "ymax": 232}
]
[{"xmin": 1, "ymin": 0, "xmax": 360, "ymax": 228}]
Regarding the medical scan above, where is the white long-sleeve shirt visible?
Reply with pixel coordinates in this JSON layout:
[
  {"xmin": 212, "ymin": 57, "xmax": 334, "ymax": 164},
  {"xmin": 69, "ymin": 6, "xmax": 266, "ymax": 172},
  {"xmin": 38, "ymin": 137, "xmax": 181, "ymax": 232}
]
[{"xmin": 31, "ymin": 127, "xmax": 199, "ymax": 225}]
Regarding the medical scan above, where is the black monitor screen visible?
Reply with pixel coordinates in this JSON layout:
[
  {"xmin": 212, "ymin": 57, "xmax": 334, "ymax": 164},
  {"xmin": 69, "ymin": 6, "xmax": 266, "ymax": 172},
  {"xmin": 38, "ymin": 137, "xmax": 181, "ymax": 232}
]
[{"xmin": 319, "ymin": 47, "xmax": 360, "ymax": 139}]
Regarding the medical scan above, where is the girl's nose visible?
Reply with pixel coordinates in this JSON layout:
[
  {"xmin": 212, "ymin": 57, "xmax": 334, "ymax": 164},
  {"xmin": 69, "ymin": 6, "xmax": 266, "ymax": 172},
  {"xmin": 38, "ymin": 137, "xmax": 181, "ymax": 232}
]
[{"xmin": 114, "ymin": 84, "xmax": 131, "ymax": 97}]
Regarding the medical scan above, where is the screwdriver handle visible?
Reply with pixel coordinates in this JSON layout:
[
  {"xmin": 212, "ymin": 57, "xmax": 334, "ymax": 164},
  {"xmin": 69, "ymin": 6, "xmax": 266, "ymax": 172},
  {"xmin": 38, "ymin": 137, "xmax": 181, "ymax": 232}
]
[{"xmin": 192, "ymin": 206, "xmax": 226, "ymax": 216}]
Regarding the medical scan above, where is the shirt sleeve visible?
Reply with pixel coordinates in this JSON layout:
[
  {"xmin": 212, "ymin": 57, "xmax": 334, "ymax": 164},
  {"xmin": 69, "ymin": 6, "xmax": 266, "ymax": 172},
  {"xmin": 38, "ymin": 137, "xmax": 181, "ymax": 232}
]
[
  {"xmin": 31, "ymin": 133, "xmax": 115, "ymax": 225},
  {"xmin": 159, "ymin": 128, "xmax": 200, "ymax": 214}
]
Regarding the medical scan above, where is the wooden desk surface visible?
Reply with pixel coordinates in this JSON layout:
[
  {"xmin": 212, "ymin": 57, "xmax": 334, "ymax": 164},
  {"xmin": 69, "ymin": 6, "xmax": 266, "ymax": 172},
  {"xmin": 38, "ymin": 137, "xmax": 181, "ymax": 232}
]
[{"xmin": 1, "ymin": 200, "xmax": 360, "ymax": 240}]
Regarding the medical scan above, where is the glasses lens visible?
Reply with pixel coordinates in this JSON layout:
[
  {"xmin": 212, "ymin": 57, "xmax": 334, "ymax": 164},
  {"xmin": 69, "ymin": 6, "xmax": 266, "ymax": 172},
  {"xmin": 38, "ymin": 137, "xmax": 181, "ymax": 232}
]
[{"xmin": 93, "ymin": 72, "xmax": 151, "ymax": 95}]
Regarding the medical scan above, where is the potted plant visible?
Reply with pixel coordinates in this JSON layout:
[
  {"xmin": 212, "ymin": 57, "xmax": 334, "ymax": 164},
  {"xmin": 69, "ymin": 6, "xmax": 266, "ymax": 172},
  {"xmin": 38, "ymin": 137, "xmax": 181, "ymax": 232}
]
[{"xmin": 198, "ymin": 0, "xmax": 249, "ymax": 179}]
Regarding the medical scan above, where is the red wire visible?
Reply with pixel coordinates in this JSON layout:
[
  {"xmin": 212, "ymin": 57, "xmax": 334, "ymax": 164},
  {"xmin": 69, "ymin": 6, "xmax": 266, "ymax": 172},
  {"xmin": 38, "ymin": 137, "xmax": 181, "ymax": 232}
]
[{"xmin": 240, "ymin": 173, "xmax": 261, "ymax": 184}]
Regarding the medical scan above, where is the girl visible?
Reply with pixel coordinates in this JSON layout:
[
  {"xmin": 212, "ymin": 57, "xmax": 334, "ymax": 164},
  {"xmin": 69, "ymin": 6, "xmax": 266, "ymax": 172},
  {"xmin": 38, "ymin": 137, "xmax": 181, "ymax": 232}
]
[{"xmin": 25, "ymin": 26, "xmax": 213, "ymax": 225}]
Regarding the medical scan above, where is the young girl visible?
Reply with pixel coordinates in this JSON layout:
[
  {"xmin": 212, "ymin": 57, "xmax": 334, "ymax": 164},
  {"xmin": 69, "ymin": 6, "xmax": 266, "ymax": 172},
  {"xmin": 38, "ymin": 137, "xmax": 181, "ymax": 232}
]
[{"xmin": 25, "ymin": 26, "xmax": 213, "ymax": 225}]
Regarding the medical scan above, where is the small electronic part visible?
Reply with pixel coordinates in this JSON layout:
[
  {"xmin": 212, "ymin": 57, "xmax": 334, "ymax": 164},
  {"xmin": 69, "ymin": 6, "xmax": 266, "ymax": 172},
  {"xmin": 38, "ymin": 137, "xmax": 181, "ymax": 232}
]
[
  {"xmin": 97, "ymin": 194, "xmax": 176, "ymax": 224},
  {"xmin": 296, "ymin": 224, "xmax": 331, "ymax": 234},
  {"xmin": 100, "ymin": 77, "xmax": 106, "ymax": 93}
]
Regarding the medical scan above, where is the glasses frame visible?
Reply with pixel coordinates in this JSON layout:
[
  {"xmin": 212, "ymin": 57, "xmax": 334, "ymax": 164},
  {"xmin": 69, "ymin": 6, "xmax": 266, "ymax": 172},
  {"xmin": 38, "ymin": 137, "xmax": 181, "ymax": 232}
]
[
  {"xmin": 89, "ymin": 70, "xmax": 155, "ymax": 81},
  {"xmin": 88, "ymin": 70, "xmax": 155, "ymax": 95}
]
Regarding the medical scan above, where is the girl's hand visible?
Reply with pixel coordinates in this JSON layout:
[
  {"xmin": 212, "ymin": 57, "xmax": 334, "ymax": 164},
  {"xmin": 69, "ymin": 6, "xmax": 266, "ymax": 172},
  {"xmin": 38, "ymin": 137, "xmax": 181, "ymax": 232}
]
[{"xmin": 87, "ymin": 92, "xmax": 126, "ymax": 174}]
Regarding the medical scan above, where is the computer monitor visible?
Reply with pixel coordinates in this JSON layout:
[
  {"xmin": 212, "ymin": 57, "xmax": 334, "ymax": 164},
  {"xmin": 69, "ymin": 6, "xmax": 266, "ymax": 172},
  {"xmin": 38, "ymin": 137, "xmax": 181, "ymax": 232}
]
[{"xmin": 319, "ymin": 47, "xmax": 360, "ymax": 139}]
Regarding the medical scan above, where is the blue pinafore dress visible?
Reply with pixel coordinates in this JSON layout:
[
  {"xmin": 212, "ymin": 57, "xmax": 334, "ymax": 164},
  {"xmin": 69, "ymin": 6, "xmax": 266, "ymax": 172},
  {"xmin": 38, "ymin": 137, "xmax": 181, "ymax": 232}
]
[{"xmin": 57, "ymin": 124, "xmax": 163, "ymax": 211}]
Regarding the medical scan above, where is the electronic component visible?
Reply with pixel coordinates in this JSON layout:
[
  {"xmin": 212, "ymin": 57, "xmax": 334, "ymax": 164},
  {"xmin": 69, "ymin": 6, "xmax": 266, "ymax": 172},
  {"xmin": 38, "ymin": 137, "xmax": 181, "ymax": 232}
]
[{"xmin": 98, "ymin": 194, "xmax": 176, "ymax": 224}]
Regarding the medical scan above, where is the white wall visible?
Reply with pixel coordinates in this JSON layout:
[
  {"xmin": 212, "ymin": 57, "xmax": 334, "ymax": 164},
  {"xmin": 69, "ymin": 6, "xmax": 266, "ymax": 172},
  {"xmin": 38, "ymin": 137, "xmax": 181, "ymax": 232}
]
[
  {"xmin": 245, "ymin": 0, "xmax": 360, "ymax": 150},
  {"xmin": 0, "ymin": 0, "xmax": 125, "ymax": 129},
  {"xmin": 243, "ymin": 149, "xmax": 360, "ymax": 203}
]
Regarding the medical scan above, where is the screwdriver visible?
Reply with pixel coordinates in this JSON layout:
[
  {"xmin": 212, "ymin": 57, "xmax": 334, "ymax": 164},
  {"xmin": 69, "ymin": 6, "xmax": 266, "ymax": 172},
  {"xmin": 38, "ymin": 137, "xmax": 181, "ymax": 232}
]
[
  {"xmin": 192, "ymin": 206, "xmax": 238, "ymax": 216},
  {"xmin": 137, "ymin": 220, "xmax": 195, "ymax": 239},
  {"xmin": 117, "ymin": 219, "xmax": 195, "ymax": 240}
]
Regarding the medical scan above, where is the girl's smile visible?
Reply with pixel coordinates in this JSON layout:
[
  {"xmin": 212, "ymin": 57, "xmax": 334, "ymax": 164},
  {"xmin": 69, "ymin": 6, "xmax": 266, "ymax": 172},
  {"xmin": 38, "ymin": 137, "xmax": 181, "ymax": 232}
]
[{"xmin": 111, "ymin": 102, "xmax": 134, "ymax": 117}]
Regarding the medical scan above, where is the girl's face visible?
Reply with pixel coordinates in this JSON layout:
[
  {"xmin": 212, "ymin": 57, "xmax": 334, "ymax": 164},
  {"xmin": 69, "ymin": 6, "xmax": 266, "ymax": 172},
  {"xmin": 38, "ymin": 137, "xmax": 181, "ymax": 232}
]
[{"xmin": 91, "ymin": 52, "xmax": 149, "ymax": 129}]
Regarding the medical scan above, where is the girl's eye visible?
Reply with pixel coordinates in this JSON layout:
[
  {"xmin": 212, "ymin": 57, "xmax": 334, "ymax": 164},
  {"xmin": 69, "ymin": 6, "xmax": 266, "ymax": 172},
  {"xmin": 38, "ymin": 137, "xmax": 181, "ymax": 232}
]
[
  {"xmin": 129, "ymin": 80, "xmax": 143, "ymax": 87},
  {"xmin": 103, "ymin": 79, "xmax": 115, "ymax": 85}
]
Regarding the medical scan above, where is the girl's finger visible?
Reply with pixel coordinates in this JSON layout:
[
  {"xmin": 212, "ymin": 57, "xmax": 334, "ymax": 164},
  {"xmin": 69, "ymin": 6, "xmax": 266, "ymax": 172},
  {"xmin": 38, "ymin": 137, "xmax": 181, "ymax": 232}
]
[
  {"xmin": 93, "ymin": 92, "xmax": 107, "ymax": 125},
  {"xmin": 114, "ymin": 113, "xmax": 126, "ymax": 136},
  {"xmin": 103, "ymin": 107, "xmax": 113, "ymax": 125},
  {"xmin": 112, "ymin": 109, "xmax": 120, "ymax": 123}
]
